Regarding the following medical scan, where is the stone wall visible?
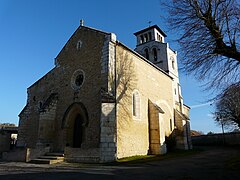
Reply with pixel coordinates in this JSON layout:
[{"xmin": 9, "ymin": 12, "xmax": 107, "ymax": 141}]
[
  {"xmin": 37, "ymin": 94, "xmax": 58, "ymax": 149},
  {"xmin": 192, "ymin": 132, "xmax": 240, "ymax": 146},
  {"xmin": 64, "ymin": 147, "xmax": 100, "ymax": 163},
  {"xmin": 148, "ymin": 100, "xmax": 161, "ymax": 154},
  {"xmin": 174, "ymin": 110, "xmax": 192, "ymax": 150},
  {"xmin": 0, "ymin": 133, "xmax": 11, "ymax": 152},
  {"xmin": 18, "ymin": 26, "xmax": 111, "ymax": 152},
  {"xmin": 101, "ymin": 33, "xmax": 116, "ymax": 95},
  {"xmin": 100, "ymin": 103, "xmax": 116, "ymax": 162},
  {"xmin": 2, "ymin": 148, "xmax": 27, "ymax": 162},
  {"xmin": 116, "ymin": 43, "xmax": 174, "ymax": 159}
]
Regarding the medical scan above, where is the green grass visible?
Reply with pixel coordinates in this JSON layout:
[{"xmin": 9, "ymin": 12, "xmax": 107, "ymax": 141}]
[
  {"xmin": 114, "ymin": 148, "xmax": 202, "ymax": 164},
  {"xmin": 226, "ymin": 154, "xmax": 240, "ymax": 170}
]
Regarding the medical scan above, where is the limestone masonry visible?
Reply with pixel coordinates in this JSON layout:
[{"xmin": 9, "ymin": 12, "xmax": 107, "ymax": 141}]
[{"xmin": 16, "ymin": 23, "xmax": 192, "ymax": 162}]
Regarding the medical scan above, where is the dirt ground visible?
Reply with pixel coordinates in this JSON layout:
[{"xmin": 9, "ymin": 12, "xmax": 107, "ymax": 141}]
[{"xmin": 0, "ymin": 146, "xmax": 240, "ymax": 180}]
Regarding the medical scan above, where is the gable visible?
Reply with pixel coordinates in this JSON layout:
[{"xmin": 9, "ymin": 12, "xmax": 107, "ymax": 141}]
[{"xmin": 55, "ymin": 26, "xmax": 110, "ymax": 66}]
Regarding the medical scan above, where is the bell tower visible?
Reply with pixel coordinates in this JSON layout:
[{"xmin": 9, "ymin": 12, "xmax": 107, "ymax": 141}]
[{"xmin": 134, "ymin": 25, "xmax": 183, "ymax": 111}]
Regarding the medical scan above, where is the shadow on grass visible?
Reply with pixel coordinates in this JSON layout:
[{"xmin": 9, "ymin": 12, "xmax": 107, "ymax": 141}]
[
  {"xmin": 226, "ymin": 153, "xmax": 240, "ymax": 170},
  {"xmin": 109, "ymin": 148, "xmax": 204, "ymax": 165}
]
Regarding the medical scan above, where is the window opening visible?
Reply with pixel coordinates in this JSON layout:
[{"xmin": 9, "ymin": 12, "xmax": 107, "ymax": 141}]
[
  {"xmin": 170, "ymin": 119, "xmax": 173, "ymax": 131},
  {"xmin": 144, "ymin": 48, "xmax": 149, "ymax": 60},
  {"xmin": 148, "ymin": 32, "xmax": 152, "ymax": 41},
  {"xmin": 153, "ymin": 48, "xmax": 157, "ymax": 61},
  {"xmin": 144, "ymin": 34, "xmax": 148, "ymax": 42},
  {"xmin": 76, "ymin": 40, "xmax": 82, "ymax": 50},
  {"xmin": 140, "ymin": 35, "xmax": 144, "ymax": 44},
  {"xmin": 75, "ymin": 74, "xmax": 84, "ymax": 87},
  {"xmin": 133, "ymin": 91, "xmax": 140, "ymax": 119},
  {"xmin": 172, "ymin": 60, "xmax": 175, "ymax": 70}
]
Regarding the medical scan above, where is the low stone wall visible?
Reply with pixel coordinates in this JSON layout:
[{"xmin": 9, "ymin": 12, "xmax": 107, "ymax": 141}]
[
  {"xmin": 2, "ymin": 148, "xmax": 27, "ymax": 162},
  {"xmin": 1, "ymin": 147, "xmax": 50, "ymax": 162},
  {"xmin": 25, "ymin": 147, "xmax": 50, "ymax": 162},
  {"xmin": 0, "ymin": 133, "xmax": 11, "ymax": 152},
  {"xmin": 64, "ymin": 147, "xmax": 100, "ymax": 163},
  {"xmin": 192, "ymin": 132, "xmax": 240, "ymax": 146}
]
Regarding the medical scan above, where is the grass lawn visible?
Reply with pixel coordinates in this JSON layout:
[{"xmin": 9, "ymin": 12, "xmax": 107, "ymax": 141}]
[
  {"xmin": 226, "ymin": 154, "xmax": 240, "ymax": 170},
  {"xmin": 114, "ymin": 148, "xmax": 203, "ymax": 164}
]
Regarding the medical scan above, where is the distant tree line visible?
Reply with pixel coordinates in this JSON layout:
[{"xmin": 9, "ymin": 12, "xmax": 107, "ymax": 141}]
[{"xmin": 0, "ymin": 123, "xmax": 16, "ymax": 128}]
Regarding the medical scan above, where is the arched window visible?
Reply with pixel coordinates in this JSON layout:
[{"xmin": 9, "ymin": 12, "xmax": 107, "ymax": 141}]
[
  {"xmin": 144, "ymin": 34, "xmax": 148, "ymax": 42},
  {"xmin": 170, "ymin": 57, "xmax": 175, "ymax": 70},
  {"xmin": 133, "ymin": 91, "xmax": 140, "ymax": 119},
  {"xmin": 144, "ymin": 48, "xmax": 149, "ymax": 60},
  {"xmin": 160, "ymin": 36, "xmax": 162, "ymax": 42},
  {"xmin": 148, "ymin": 32, "xmax": 152, "ymax": 41},
  {"xmin": 76, "ymin": 40, "xmax": 82, "ymax": 50},
  {"xmin": 153, "ymin": 48, "xmax": 158, "ymax": 61},
  {"xmin": 140, "ymin": 35, "xmax": 144, "ymax": 44}
]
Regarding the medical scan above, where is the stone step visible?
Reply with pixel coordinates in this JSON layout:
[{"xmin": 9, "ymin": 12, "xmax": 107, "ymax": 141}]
[
  {"xmin": 29, "ymin": 152, "xmax": 65, "ymax": 164},
  {"xmin": 45, "ymin": 152, "xmax": 64, "ymax": 157},
  {"xmin": 29, "ymin": 158, "xmax": 60, "ymax": 164},
  {"xmin": 65, "ymin": 156, "xmax": 100, "ymax": 163},
  {"xmin": 38, "ymin": 156, "xmax": 64, "ymax": 160},
  {"xmin": 29, "ymin": 158, "xmax": 63, "ymax": 164},
  {"xmin": 30, "ymin": 158, "xmax": 64, "ymax": 164}
]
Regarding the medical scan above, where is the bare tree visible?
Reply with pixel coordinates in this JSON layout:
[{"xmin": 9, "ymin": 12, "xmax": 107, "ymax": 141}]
[
  {"xmin": 163, "ymin": 0, "xmax": 240, "ymax": 88},
  {"xmin": 214, "ymin": 83, "xmax": 240, "ymax": 129}
]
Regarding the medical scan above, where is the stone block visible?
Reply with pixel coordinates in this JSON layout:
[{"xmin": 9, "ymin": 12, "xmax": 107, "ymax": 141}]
[
  {"xmin": 100, "ymin": 143, "xmax": 108, "ymax": 148},
  {"xmin": 108, "ymin": 142, "xmax": 116, "ymax": 148}
]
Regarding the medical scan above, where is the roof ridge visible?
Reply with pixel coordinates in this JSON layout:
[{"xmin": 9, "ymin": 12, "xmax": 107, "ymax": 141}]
[{"xmin": 81, "ymin": 25, "xmax": 111, "ymax": 35}]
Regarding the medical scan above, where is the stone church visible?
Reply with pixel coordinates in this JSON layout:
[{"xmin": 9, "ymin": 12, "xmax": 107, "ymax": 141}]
[{"xmin": 17, "ymin": 22, "xmax": 192, "ymax": 162}]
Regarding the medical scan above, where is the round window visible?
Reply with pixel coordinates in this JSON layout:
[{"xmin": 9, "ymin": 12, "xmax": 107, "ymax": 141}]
[
  {"xmin": 75, "ymin": 74, "xmax": 84, "ymax": 87},
  {"xmin": 71, "ymin": 69, "xmax": 85, "ymax": 90}
]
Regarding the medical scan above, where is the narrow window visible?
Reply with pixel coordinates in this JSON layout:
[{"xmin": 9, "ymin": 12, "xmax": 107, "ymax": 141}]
[
  {"xmin": 76, "ymin": 40, "xmax": 82, "ymax": 50},
  {"xmin": 170, "ymin": 119, "xmax": 173, "ymax": 131},
  {"xmin": 133, "ymin": 91, "xmax": 140, "ymax": 119},
  {"xmin": 153, "ymin": 48, "xmax": 157, "ymax": 61},
  {"xmin": 160, "ymin": 36, "xmax": 162, "ymax": 42},
  {"xmin": 144, "ymin": 34, "xmax": 148, "ymax": 42},
  {"xmin": 172, "ymin": 60, "xmax": 175, "ymax": 69},
  {"xmin": 144, "ymin": 48, "xmax": 149, "ymax": 60},
  {"xmin": 148, "ymin": 32, "xmax": 152, "ymax": 41},
  {"xmin": 140, "ymin": 35, "xmax": 144, "ymax": 44},
  {"xmin": 170, "ymin": 57, "xmax": 175, "ymax": 69}
]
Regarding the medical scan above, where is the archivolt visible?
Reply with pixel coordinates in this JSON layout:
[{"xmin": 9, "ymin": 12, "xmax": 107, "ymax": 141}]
[{"xmin": 61, "ymin": 102, "xmax": 89, "ymax": 129}]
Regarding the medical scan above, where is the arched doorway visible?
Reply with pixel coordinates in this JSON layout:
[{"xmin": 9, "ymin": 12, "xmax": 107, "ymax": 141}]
[{"xmin": 62, "ymin": 102, "xmax": 88, "ymax": 148}]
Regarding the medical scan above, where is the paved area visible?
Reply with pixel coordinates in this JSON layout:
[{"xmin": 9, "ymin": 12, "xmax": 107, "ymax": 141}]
[{"xmin": 0, "ymin": 146, "xmax": 240, "ymax": 179}]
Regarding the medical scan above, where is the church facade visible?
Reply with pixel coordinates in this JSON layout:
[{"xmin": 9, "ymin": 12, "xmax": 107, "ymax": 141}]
[{"xmin": 17, "ymin": 23, "xmax": 191, "ymax": 162}]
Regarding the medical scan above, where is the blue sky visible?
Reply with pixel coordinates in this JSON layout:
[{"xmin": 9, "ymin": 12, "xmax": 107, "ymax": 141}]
[{"xmin": 0, "ymin": 0, "xmax": 222, "ymax": 133}]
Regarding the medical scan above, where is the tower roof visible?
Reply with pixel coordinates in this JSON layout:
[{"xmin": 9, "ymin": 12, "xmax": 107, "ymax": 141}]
[{"xmin": 134, "ymin": 25, "xmax": 167, "ymax": 37}]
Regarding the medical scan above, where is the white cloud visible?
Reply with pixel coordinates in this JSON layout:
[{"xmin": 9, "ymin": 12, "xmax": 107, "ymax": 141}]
[{"xmin": 207, "ymin": 113, "xmax": 214, "ymax": 118}]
